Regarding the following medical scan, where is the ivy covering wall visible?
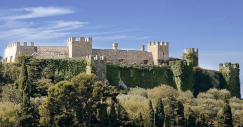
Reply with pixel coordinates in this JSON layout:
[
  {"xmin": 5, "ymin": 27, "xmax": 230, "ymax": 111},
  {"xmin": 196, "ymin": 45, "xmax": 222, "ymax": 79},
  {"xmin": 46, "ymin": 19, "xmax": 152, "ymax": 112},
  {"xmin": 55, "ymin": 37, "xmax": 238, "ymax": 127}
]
[
  {"xmin": 107, "ymin": 64, "xmax": 177, "ymax": 89},
  {"xmin": 219, "ymin": 63, "xmax": 241, "ymax": 98},
  {"xmin": 107, "ymin": 61, "xmax": 240, "ymax": 97},
  {"xmin": 2, "ymin": 56, "xmax": 240, "ymax": 98},
  {"xmin": 193, "ymin": 67, "xmax": 228, "ymax": 97},
  {"xmin": 169, "ymin": 61, "xmax": 193, "ymax": 91},
  {"xmin": 2, "ymin": 56, "xmax": 88, "ymax": 84}
]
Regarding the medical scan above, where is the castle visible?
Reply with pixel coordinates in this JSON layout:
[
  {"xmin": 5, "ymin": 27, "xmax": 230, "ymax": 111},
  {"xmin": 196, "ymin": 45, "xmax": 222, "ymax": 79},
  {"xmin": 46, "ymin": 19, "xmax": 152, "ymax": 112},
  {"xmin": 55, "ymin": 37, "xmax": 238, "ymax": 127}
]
[
  {"xmin": 4, "ymin": 36, "xmax": 198, "ymax": 65},
  {"xmin": 3, "ymin": 36, "xmax": 241, "ymax": 97}
]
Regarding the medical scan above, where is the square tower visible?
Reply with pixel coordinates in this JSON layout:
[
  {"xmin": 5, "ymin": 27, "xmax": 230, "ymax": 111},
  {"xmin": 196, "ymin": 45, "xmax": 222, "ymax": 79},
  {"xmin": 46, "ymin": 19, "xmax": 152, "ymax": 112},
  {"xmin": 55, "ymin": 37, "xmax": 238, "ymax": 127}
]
[
  {"xmin": 67, "ymin": 37, "xmax": 92, "ymax": 58},
  {"xmin": 147, "ymin": 42, "xmax": 169, "ymax": 65}
]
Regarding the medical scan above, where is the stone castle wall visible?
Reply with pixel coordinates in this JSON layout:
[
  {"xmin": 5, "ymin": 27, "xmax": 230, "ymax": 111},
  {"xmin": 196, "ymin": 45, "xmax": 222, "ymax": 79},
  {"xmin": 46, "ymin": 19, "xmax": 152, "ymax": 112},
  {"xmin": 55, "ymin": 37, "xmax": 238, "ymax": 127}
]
[
  {"xmin": 34, "ymin": 46, "xmax": 68, "ymax": 59},
  {"xmin": 4, "ymin": 36, "xmax": 171, "ymax": 65},
  {"xmin": 92, "ymin": 49, "xmax": 153, "ymax": 64},
  {"xmin": 4, "ymin": 42, "xmax": 35, "ymax": 62}
]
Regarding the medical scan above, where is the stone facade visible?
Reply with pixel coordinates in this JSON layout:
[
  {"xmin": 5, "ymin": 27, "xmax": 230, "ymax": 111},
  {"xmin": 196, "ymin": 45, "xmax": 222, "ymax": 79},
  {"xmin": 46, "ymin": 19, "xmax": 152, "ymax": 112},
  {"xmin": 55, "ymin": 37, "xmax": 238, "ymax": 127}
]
[
  {"xmin": 67, "ymin": 37, "xmax": 92, "ymax": 58},
  {"xmin": 148, "ymin": 42, "xmax": 169, "ymax": 65},
  {"xmin": 33, "ymin": 46, "xmax": 68, "ymax": 59},
  {"xmin": 4, "ymin": 36, "xmax": 175, "ymax": 65},
  {"xmin": 92, "ymin": 49, "xmax": 153, "ymax": 64}
]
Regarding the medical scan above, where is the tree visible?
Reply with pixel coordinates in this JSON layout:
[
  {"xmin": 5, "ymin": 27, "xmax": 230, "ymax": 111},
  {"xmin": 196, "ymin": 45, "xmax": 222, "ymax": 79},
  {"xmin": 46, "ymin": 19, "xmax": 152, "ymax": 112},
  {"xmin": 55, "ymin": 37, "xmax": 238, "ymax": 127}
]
[
  {"xmin": 39, "ymin": 73, "xmax": 119, "ymax": 127},
  {"xmin": 187, "ymin": 109, "xmax": 196, "ymax": 127},
  {"xmin": 98, "ymin": 104, "xmax": 109, "ymax": 127},
  {"xmin": 217, "ymin": 96, "xmax": 233, "ymax": 127},
  {"xmin": 109, "ymin": 102, "xmax": 117, "ymax": 127},
  {"xmin": 155, "ymin": 98, "xmax": 165, "ymax": 127},
  {"xmin": 149, "ymin": 100, "xmax": 154, "ymax": 127},
  {"xmin": 176, "ymin": 101, "xmax": 185, "ymax": 126},
  {"xmin": 16, "ymin": 55, "xmax": 36, "ymax": 127},
  {"xmin": 165, "ymin": 95, "xmax": 177, "ymax": 126},
  {"xmin": 117, "ymin": 104, "xmax": 133, "ymax": 126}
]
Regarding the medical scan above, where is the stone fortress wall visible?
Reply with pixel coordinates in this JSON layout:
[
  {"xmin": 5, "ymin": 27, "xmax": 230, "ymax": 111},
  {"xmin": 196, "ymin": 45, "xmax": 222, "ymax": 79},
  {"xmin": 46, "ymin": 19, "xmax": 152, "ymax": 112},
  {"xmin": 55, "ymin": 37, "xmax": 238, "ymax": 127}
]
[
  {"xmin": 4, "ymin": 42, "xmax": 69, "ymax": 62},
  {"xmin": 33, "ymin": 46, "xmax": 68, "ymax": 59},
  {"xmin": 4, "ymin": 36, "xmax": 241, "ymax": 97},
  {"xmin": 4, "ymin": 36, "xmax": 171, "ymax": 65},
  {"xmin": 4, "ymin": 42, "xmax": 35, "ymax": 62}
]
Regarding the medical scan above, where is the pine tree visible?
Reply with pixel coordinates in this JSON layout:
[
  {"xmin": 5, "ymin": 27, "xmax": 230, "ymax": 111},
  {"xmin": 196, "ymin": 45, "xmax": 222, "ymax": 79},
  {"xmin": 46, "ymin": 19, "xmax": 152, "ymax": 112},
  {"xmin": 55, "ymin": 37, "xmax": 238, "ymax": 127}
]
[
  {"xmin": 149, "ymin": 100, "xmax": 154, "ymax": 127},
  {"xmin": 155, "ymin": 99, "xmax": 165, "ymax": 127}
]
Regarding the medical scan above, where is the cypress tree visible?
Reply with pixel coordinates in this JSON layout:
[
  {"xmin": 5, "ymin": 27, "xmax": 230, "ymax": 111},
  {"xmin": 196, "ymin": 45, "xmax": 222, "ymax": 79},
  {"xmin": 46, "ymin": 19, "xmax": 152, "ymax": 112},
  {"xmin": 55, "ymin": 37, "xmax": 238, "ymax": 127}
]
[
  {"xmin": 187, "ymin": 114, "xmax": 196, "ymax": 127},
  {"xmin": 218, "ymin": 96, "xmax": 233, "ymax": 127},
  {"xmin": 149, "ymin": 100, "xmax": 154, "ymax": 127},
  {"xmin": 176, "ymin": 101, "xmax": 185, "ymax": 126},
  {"xmin": 155, "ymin": 99, "xmax": 165, "ymax": 127},
  {"xmin": 117, "ymin": 104, "xmax": 133, "ymax": 126},
  {"xmin": 16, "ymin": 56, "xmax": 35, "ymax": 127},
  {"xmin": 166, "ymin": 95, "xmax": 177, "ymax": 126},
  {"xmin": 109, "ymin": 102, "xmax": 117, "ymax": 127},
  {"xmin": 98, "ymin": 104, "xmax": 108, "ymax": 127}
]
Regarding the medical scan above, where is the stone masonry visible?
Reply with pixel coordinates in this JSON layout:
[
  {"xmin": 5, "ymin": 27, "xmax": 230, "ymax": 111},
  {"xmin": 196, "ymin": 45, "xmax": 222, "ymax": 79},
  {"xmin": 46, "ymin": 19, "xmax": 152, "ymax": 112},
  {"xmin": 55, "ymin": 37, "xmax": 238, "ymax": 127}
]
[{"xmin": 4, "ymin": 36, "xmax": 174, "ymax": 65}]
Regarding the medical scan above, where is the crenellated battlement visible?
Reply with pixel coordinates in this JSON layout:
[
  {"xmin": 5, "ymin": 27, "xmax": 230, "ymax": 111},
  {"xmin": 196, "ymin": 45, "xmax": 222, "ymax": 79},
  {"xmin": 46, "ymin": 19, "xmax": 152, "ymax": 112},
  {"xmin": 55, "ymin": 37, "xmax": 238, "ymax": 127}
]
[
  {"xmin": 68, "ymin": 36, "xmax": 92, "ymax": 58},
  {"xmin": 147, "ymin": 41, "xmax": 169, "ymax": 65},
  {"xmin": 219, "ymin": 62, "xmax": 239, "ymax": 69},
  {"xmin": 169, "ymin": 60, "xmax": 190, "ymax": 66},
  {"xmin": 5, "ymin": 42, "xmax": 34, "ymax": 49},
  {"xmin": 86, "ymin": 55, "xmax": 106, "ymax": 61},
  {"xmin": 67, "ymin": 37, "xmax": 92, "ymax": 43},
  {"xmin": 148, "ymin": 42, "xmax": 168, "ymax": 46},
  {"xmin": 184, "ymin": 48, "xmax": 198, "ymax": 54},
  {"xmin": 5, "ymin": 42, "xmax": 20, "ymax": 49},
  {"xmin": 183, "ymin": 48, "xmax": 199, "ymax": 66}
]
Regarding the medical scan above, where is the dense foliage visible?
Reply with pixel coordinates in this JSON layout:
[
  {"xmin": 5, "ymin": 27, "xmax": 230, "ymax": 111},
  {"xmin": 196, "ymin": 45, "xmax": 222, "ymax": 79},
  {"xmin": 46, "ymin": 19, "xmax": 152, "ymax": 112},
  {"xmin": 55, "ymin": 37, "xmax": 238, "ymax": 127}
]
[
  {"xmin": 0, "ymin": 55, "xmax": 242, "ymax": 126},
  {"xmin": 117, "ymin": 85, "xmax": 243, "ymax": 126},
  {"xmin": 107, "ymin": 64, "xmax": 176, "ymax": 89}
]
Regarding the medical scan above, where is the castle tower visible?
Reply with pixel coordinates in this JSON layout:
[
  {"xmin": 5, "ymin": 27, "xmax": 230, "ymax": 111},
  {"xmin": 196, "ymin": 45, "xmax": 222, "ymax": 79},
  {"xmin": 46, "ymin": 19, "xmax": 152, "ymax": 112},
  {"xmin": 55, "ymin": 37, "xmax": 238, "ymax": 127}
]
[
  {"xmin": 147, "ymin": 42, "xmax": 169, "ymax": 65},
  {"xmin": 219, "ymin": 62, "xmax": 240, "ymax": 98},
  {"xmin": 183, "ymin": 48, "xmax": 198, "ymax": 66},
  {"xmin": 4, "ymin": 42, "xmax": 35, "ymax": 63},
  {"xmin": 67, "ymin": 37, "xmax": 92, "ymax": 58}
]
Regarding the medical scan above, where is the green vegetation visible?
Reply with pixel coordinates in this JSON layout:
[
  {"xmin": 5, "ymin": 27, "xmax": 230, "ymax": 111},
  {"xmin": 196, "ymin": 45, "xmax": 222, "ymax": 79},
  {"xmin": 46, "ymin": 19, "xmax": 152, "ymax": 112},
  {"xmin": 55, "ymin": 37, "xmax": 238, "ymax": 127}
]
[
  {"xmin": 220, "ymin": 63, "xmax": 241, "ymax": 98},
  {"xmin": 0, "ymin": 55, "xmax": 242, "ymax": 126},
  {"xmin": 169, "ymin": 60, "xmax": 193, "ymax": 91},
  {"xmin": 117, "ymin": 85, "xmax": 243, "ymax": 126},
  {"xmin": 183, "ymin": 48, "xmax": 198, "ymax": 66},
  {"xmin": 107, "ymin": 64, "xmax": 176, "ymax": 89}
]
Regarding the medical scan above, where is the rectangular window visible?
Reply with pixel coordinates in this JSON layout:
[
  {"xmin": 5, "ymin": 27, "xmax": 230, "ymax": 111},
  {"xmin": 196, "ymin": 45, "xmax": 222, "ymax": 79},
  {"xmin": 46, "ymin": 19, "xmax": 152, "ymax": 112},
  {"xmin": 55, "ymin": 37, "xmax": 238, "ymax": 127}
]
[{"xmin": 144, "ymin": 60, "xmax": 148, "ymax": 64}]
